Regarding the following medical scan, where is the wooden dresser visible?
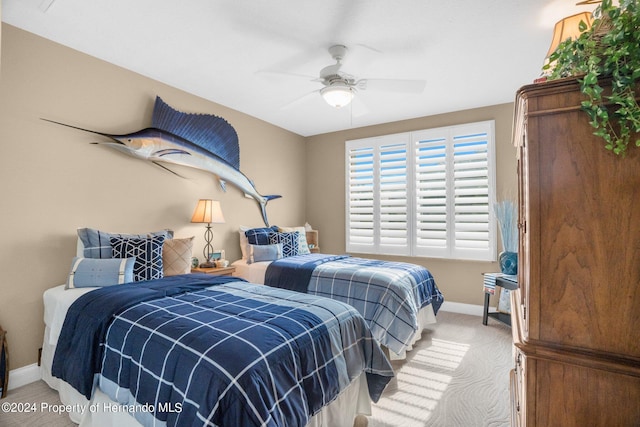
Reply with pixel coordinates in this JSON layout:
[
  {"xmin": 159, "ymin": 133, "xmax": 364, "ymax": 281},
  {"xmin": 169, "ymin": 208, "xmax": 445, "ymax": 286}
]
[{"xmin": 510, "ymin": 77, "xmax": 640, "ymax": 427}]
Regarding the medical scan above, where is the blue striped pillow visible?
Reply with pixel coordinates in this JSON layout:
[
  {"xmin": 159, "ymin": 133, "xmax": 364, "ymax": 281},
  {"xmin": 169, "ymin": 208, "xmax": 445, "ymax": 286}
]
[
  {"xmin": 66, "ymin": 257, "xmax": 135, "ymax": 289},
  {"xmin": 248, "ymin": 243, "xmax": 283, "ymax": 264},
  {"xmin": 78, "ymin": 228, "xmax": 173, "ymax": 259},
  {"xmin": 245, "ymin": 226, "xmax": 279, "ymax": 245}
]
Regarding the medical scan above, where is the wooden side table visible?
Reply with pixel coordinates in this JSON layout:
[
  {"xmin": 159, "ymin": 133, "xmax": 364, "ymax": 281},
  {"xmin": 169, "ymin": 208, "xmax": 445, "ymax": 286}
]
[
  {"xmin": 305, "ymin": 230, "xmax": 320, "ymax": 253},
  {"xmin": 482, "ymin": 274, "xmax": 518, "ymax": 326},
  {"xmin": 191, "ymin": 266, "xmax": 236, "ymax": 276}
]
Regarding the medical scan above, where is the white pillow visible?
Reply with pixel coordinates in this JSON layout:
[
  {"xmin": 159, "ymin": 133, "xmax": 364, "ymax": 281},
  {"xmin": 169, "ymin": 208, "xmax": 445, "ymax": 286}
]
[{"xmin": 239, "ymin": 226, "xmax": 251, "ymax": 260}]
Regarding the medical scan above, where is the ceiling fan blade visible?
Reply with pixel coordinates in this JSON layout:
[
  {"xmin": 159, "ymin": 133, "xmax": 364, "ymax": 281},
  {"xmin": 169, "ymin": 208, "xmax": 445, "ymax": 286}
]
[
  {"xmin": 358, "ymin": 78, "xmax": 426, "ymax": 93},
  {"xmin": 280, "ymin": 90, "xmax": 319, "ymax": 110},
  {"xmin": 39, "ymin": 0, "xmax": 57, "ymax": 12},
  {"xmin": 256, "ymin": 69, "xmax": 317, "ymax": 80},
  {"xmin": 259, "ymin": 46, "xmax": 326, "ymax": 78},
  {"xmin": 352, "ymin": 43, "xmax": 384, "ymax": 54},
  {"xmin": 350, "ymin": 95, "xmax": 370, "ymax": 118}
]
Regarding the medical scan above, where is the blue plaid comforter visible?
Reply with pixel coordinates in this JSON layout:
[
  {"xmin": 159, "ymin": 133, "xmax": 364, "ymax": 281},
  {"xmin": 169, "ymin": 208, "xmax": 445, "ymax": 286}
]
[
  {"xmin": 53, "ymin": 275, "xmax": 393, "ymax": 427},
  {"xmin": 265, "ymin": 255, "xmax": 444, "ymax": 355}
]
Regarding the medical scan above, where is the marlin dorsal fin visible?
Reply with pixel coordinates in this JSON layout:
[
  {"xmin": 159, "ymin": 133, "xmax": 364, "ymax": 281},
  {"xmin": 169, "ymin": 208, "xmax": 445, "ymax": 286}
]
[{"xmin": 151, "ymin": 96, "xmax": 240, "ymax": 170}]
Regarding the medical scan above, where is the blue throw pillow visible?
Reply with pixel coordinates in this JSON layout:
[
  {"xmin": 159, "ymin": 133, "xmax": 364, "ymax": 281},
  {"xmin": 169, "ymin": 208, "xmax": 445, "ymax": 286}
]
[
  {"xmin": 248, "ymin": 243, "xmax": 283, "ymax": 264},
  {"xmin": 110, "ymin": 236, "xmax": 165, "ymax": 282},
  {"xmin": 245, "ymin": 226, "xmax": 279, "ymax": 246},
  {"xmin": 66, "ymin": 257, "xmax": 136, "ymax": 289},
  {"xmin": 269, "ymin": 231, "xmax": 300, "ymax": 258},
  {"xmin": 278, "ymin": 226, "xmax": 311, "ymax": 255}
]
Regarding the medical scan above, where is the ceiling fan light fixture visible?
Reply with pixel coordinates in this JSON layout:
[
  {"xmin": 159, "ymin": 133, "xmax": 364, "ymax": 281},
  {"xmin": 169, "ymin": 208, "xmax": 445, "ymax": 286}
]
[{"xmin": 320, "ymin": 84, "xmax": 354, "ymax": 108}]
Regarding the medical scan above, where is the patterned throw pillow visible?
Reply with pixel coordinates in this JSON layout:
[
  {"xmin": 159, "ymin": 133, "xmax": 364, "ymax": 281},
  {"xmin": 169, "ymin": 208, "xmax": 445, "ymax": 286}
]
[
  {"xmin": 245, "ymin": 226, "xmax": 279, "ymax": 245},
  {"xmin": 110, "ymin": 235, "xmax": 166, "ymax": 282},
  {"xmin": 269, "ymin": 231, "xmax": 300, "ymax": 258},
  {"xmin": 78, "ymin": 228, "xmax": 173, "ymax": 259},
  {"xmin": 278, "ymin": 226, "xmax": 311, "ymax": 255},
  {"xmin": 66, "ymin": 257, "xmax": 136, "ymax": 289},
  {"xmin": 163, "ymin": 237, "xmax": 194, "ymax": 276}
]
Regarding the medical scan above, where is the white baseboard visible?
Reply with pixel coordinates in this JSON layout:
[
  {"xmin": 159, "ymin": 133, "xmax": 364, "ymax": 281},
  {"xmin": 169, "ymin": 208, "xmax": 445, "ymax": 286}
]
[
  {"xmin": 8, "ymin": 363, "xmax": 42, "ymax": 390},
  {"xmin": 439, "ymin": 301, "xmax": 485, "ymax": 317}
]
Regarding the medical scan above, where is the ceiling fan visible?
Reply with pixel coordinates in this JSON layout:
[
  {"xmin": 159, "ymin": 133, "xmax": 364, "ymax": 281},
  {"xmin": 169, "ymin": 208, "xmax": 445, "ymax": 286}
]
[{"xmin": 299, "ymin": 44, "xmax": 427, "ymax": 109}]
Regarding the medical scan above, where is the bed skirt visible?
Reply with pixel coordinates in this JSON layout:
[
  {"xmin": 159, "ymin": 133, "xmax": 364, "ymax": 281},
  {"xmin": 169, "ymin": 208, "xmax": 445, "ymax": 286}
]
[{"xmin": 388, "ymin": 304, "xmax": 436, "ymax": 360}]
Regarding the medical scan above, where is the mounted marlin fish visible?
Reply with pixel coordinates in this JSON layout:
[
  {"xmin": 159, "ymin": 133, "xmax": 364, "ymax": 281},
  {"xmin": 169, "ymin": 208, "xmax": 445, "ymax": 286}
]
[{"xmin": 43, "ymin": 97, "xmax": 280, "ymax": 226}]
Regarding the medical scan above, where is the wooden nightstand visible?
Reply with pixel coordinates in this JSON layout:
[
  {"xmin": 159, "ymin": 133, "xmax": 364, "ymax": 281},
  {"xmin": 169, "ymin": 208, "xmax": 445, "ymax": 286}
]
[{"xmin": 191, "ymin": 266, "xmax": 236, "ymax": 276}]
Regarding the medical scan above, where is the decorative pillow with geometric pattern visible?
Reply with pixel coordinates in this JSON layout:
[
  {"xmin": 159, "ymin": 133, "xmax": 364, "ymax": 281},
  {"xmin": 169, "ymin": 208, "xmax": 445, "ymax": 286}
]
[
  {"xmin": 268, "ymin": 231, "xmax": 300, "ymax": 258},
  {"xmin": 110, "ymin": 235, "xmax": 166, "ymax": 282},
  {"xmin": 162, "ymin": 236, "xmax": 194, "ymax": 276},
  {"xmin": 278, "ymin": 226, "xmax": 311, "ymax": 255}
]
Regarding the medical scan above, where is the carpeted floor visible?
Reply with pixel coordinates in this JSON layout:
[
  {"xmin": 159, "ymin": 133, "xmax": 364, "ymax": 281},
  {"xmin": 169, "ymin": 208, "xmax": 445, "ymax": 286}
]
[
  {"xmin": 0, "ymin": 311, "xmax": 512, "ymax": 427},
  {"xmin": 365, "ymin": 311, "xmax": 512, "ymax": 427},
  {"xmin": 0, "ymin": 376, "xmax": 76, "ymax": 427}
]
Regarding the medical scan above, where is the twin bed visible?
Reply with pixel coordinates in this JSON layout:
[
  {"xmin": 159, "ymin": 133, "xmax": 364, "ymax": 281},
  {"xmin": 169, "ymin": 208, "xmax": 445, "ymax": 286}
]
[
  {"xmin": 233, "ymin": 226, "xmax": 444, "ymax": 358},
  {"xmin": 41, "ymin": 226, "xmax": 443, "ymax": 427}
]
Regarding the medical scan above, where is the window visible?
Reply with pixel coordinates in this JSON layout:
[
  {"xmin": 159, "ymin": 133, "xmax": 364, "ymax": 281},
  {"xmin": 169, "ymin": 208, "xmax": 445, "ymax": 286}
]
[{"xmin": 345, "ymin": 120, "xmax": 496, "ymax": 261}]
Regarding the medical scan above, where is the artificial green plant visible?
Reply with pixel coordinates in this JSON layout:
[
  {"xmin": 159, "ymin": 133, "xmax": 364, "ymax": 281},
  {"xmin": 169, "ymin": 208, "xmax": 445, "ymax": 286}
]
[{"xmin": 544, "ymin": 0, "xmax": 640, "ymax": 156}]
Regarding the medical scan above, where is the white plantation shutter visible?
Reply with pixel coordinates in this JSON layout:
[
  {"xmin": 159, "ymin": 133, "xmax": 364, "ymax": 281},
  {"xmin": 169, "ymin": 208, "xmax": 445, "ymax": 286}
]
[
  {"xmin": 346, "ymin": 135, "xmax": 410, "ymax": 255},
  {"xmin": 379, "ymin": 141, "xmax": 409, "ymax": 254},
  {"xmin": 414, "ymin": 135, "xmax": 448, "ymax": 257},
  {"xmin": 346, "ymin": 144, "xmax": 375, "ymax": 252},
  {"xmin": 346, "ymin": 121, "xmax": 496, "ymax": 261},
  {"xmin": 452, "ymin": 127, "xmax": 493, "ymax": 260}
]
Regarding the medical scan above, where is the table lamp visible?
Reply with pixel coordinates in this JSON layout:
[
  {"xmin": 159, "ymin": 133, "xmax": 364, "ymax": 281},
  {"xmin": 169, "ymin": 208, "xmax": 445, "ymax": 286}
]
[{"xmin": 191, "ymin": 199, "xmax": 225, "ymax": 268}]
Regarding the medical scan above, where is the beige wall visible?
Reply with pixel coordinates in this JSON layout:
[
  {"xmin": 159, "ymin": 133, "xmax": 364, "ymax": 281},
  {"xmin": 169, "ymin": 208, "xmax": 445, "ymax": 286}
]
[
  {"xmin": 0, "ymin": 25, "xmax": 307, "ymax": 369},
  {"xmin": 0, "ymin": 24, "xmax": 518, "ymax": 371},
  {"xmin": 306, "ymin": 103, "xmax": 518, "ymax": 306}
]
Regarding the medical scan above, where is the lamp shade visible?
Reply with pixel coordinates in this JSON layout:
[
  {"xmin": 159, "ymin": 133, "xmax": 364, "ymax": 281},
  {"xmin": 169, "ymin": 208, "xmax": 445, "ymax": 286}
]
[
  {"xmin": 191, "ymin": 199, "xmax": 225, "ymax": 224},
  {"xmin": 321, "ymin": 84, "xmax": 354, "ymax": 108},
  {"xmin": 546, "ymin": 12, "xmax": 594, "ymax": 57}
]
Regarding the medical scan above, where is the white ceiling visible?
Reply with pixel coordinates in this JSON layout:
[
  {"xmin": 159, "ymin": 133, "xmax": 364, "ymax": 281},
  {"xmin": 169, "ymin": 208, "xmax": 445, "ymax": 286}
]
[{"xmin": 2, "ymin": 0, "xmax": 597, "ymax": 137}]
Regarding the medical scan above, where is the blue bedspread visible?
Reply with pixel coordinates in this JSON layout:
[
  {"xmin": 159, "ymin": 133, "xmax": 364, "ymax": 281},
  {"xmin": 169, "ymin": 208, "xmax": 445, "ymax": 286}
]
[
  {"xmin": 52, "ymin": 274, "xmax": 234, "ymax": 399},
  {"xmin": 265, "ymin": 255, "xmax": 444, "ymax": 355},
  {"xmin": 264, "ymin": 253, "xmax": 348, "ymax": 293},
  {"xmin": 53, "ymin": 275, "xmax": 393, "ymax": 427}
]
